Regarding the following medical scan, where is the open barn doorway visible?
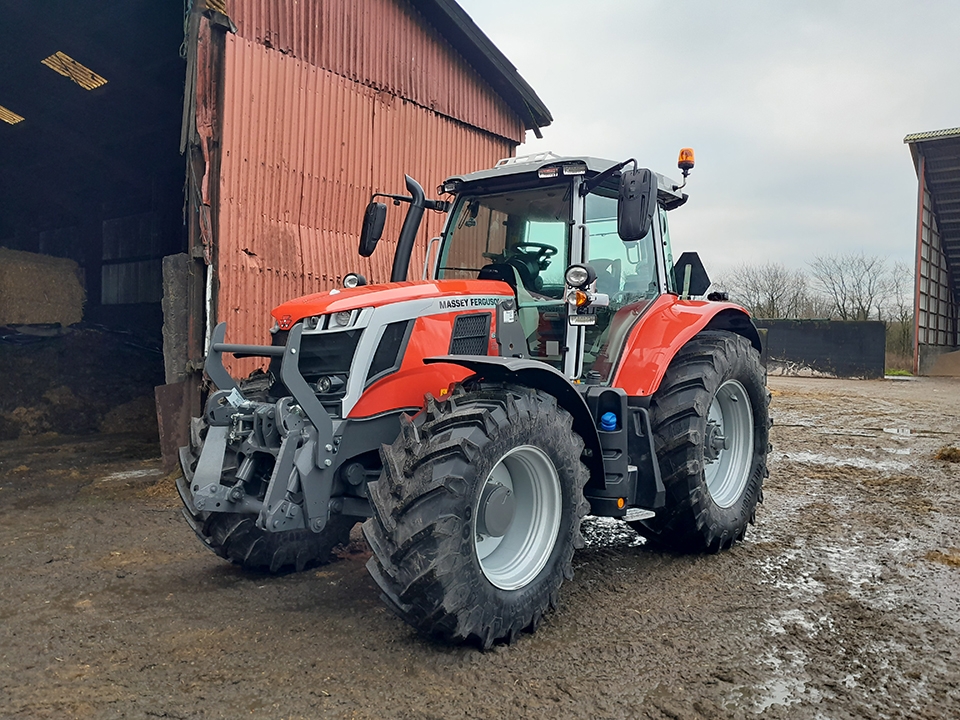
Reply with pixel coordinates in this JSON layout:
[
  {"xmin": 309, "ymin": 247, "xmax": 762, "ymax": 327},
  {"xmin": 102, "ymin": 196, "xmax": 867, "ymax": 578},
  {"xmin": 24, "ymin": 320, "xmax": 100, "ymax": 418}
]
[{"xmin": 0, "ymin": 1, "xmax": 186, "ymax": 442}]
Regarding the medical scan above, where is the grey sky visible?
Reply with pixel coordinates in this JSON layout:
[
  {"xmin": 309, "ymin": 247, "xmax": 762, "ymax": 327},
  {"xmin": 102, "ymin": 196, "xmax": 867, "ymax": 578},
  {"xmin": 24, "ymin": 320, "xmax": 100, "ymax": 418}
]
[{"xmin": 456, "ymin": 0, "xmax": 960, "ymax": 275}]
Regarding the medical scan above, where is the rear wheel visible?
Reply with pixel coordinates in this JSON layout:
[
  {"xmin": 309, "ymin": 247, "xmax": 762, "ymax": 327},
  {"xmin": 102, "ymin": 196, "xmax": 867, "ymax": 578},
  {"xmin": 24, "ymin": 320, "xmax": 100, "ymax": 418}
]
[
  {"xmin": 630, "ymin": 330, "xmax": 769, "ymax": 552},
  {"xmin": 363, "ymin": 385, "xmax": 589, "ymax": 648}
]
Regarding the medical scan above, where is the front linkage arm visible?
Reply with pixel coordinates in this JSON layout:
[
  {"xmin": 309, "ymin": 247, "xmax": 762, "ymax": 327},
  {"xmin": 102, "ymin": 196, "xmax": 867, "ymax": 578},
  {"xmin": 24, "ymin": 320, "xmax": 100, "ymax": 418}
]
[{"xmin": 188, "ymin": 322, "xmax": 338, "ymax": 534}]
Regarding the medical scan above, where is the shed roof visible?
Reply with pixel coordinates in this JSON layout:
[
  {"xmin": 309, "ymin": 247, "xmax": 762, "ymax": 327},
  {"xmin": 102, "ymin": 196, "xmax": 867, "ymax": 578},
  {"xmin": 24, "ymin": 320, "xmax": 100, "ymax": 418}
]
[
  {"xmin": 905, "ymin": 127, "xmax": 960, "ymax": 300},
  {"xmin": 411, "ymin": 0, "xmax": 552, "ymax": 136}
]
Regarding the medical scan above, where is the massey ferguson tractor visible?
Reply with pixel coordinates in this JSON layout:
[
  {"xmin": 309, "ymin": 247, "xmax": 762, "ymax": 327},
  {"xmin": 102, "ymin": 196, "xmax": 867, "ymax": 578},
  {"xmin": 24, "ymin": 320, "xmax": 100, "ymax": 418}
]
[{"xmin": 177, "ymin": 150, "xmax": 770, "ymax": 649}]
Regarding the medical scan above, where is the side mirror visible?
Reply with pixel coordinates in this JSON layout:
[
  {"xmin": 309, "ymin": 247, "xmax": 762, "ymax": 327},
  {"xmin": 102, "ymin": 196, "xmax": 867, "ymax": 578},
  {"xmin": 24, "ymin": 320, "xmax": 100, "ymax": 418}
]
[
  {"xmin": 359, "ymin": 201, "xmax": 387, "ymax": 257},
  {"xmin": 618, "ymin": 167, "xmax": 656, "ymax": 241}
]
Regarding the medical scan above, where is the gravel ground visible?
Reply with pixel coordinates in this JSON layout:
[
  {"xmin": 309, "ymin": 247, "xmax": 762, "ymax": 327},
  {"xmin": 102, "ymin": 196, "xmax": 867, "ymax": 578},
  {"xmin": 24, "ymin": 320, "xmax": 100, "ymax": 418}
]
[{"xmin": 1, "ymin": 375, "xmax": 958, "ymax": 719}]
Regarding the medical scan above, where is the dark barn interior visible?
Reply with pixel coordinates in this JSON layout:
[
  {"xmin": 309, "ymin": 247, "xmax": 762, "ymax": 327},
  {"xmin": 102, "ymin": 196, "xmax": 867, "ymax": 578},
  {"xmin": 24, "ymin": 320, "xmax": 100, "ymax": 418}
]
[
  {"xmin": 0, "ymin": 2, "xmax": 186, "ymax": 441},
  {"xmin": 0, "ymin": 1, "xmax": 185, "ymax": 340}
]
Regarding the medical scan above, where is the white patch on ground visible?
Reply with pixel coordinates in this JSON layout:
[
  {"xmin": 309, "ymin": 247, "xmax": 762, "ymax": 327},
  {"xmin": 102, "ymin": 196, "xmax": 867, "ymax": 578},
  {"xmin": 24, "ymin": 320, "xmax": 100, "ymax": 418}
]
[
  {"xmin": 770, "ymin": 450, "xmax": 910, "ymax": 473},
  {"xmin": 751, "ymin": 647, "xmax": 823, "ymax": 714},
  {"xmin": 580, "ymin": 516, "xmax": 645, "ymax": 548},
  {"xmin": 818, "ymin": 537, "xmax": 882, "ymax": 599},
  {"xmin": 98, "ymin": 468, "xmax": 164, "ymax": 483},
  {"xmin": 755, "ymin": 548, "xmax": 826, "ymax": 598}
]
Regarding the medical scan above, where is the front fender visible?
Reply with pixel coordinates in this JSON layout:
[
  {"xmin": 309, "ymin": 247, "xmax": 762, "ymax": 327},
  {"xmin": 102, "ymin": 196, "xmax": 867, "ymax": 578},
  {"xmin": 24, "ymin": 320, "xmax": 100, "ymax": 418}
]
[
  {"xmin": 424, "ymin": 355, "xmax": 605, "ymax": 490},
  {"xmin": 611, "ymin": 296, "xmax": 761, "ymax": 397}
]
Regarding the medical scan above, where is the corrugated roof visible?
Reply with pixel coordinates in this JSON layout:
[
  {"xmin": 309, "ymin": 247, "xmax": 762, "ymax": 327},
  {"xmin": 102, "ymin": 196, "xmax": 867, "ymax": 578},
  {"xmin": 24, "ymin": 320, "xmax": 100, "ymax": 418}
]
[{"xmin": 904, "ymin": 127, "xmax": 960, "ymax": 144}]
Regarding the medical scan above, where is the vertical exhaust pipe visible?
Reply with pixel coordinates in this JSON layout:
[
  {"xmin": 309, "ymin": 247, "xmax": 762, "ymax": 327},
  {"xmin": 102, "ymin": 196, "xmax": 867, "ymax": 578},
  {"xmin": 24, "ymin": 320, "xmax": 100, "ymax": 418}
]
[{"xmin": 390, "ymin": 175, "xmax": 425, "ymax": 282}]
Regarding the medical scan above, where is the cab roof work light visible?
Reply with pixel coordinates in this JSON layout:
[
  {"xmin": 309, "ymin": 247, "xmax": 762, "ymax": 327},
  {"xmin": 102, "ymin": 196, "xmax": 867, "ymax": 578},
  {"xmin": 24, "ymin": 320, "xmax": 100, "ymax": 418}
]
[{"xmin": 41, "ymin": 52, "xmax": 107, "ymax": 90}]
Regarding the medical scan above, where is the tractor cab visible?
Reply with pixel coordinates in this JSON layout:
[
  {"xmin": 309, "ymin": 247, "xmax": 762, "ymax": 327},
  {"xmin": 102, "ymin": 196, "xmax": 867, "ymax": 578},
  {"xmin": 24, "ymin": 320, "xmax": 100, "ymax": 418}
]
[{"xmin": 433, "ymin": 153, "xmax": 693, "ymax": 383}]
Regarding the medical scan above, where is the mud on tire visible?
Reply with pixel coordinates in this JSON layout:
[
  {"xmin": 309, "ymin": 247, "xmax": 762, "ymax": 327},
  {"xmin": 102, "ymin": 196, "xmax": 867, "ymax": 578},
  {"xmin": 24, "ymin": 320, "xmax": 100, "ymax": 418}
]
[
  {"xmin": 363, "ymin": 385, "xmax": 590, "ymax": 649},
  {"xmin": 631, "ymin": 330, "xmax": 770, "ymax": 552},
  {"xmin": 176, "ymin": 422, "xmax": 355, "ymax": 574}
]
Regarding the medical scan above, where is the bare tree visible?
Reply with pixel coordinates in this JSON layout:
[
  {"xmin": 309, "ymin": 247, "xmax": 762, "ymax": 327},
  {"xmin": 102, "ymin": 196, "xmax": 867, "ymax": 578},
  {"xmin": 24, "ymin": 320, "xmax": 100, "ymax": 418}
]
[
  {"xmin": 717, "ymin": 262, "xmax": 811, "ymax": 319},
  {"xmin": 808, "ymin": 252, "xmax": 890, "ymax": 321},
  {"xmin": 883, "ymin": 260, "xmax": 914, "ymax": 363}
]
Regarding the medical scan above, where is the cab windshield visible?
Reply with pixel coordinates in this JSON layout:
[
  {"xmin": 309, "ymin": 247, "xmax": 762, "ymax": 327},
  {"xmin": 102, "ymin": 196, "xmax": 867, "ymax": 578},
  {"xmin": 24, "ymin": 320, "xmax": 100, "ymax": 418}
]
[
  {"xmin": 436, "ymin": 183, "xmax": 572, "ymax": 298},
  {"xmin": 436, "ymin": 183, "xmax": 572, "ymax": 369}
]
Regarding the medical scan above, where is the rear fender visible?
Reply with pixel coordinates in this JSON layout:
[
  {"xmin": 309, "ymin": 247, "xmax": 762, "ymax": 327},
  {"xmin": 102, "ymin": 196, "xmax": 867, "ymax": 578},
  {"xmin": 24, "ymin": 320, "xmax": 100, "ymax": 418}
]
[
  {"xmin": 424, "ymin": 355, "xmax": 606, "ymax": 490},
  {"xmin": 611, "ymin": 297, "xmax": 761, "ymax": 397}
]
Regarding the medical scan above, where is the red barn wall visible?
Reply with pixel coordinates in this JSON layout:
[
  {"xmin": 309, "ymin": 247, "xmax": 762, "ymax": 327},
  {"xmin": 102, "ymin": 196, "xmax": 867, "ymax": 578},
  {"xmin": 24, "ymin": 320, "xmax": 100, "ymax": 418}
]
[{"xmin": 211, "ymin": 0, "xmax": 522, "ymax": 366}]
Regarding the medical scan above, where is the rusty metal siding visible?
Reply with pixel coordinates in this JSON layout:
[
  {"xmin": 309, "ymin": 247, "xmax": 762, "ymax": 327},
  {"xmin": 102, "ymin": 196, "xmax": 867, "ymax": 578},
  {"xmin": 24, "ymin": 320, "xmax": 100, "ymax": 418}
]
[
  {"xmin": 218, "ymin": 35, "xmax": 513, "ymax": 370},
  {"xmin": 227, "ymin": 0, "xmax": 525, "ymax": 144}
]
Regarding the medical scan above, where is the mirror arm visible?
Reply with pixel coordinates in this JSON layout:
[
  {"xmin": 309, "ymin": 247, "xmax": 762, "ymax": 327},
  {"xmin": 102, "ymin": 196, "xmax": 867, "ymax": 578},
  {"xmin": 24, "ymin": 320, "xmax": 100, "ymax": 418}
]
[
  {"xmin": 372, "ymin": 192, "xmax": 412, "ymax": 205},
  {"xmin": 579, "ymin": 158, "xmax": 636, "ymax": 197}
]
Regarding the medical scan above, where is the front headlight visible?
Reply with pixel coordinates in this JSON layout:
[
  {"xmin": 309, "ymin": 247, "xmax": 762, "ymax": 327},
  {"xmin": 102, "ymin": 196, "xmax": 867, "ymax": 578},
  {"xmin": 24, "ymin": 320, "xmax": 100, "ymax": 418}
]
[
  {"xmin": 564, "ymin": 264, "xmax": 596, "ymax": 288},
  {"xmin": 343, "ymin": 273, "xmax": 367, "ymax": 288},
  {"xmin": 332, "ymin": 310, "xmax": 354, "ymax": 327}
]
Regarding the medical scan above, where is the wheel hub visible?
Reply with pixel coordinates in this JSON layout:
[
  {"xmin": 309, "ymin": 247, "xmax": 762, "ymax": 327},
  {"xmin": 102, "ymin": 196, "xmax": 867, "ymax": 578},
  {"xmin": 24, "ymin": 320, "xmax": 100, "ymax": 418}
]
[
  {"xmin": 703, "ymin": 380, "xmax": 755, "ymax": 508},
  {"xmin": 704, "ymin": 420, "xmax": 728, "ymax": 463},
  {"xmin": 477, "ymin": 483, "xmax": 516, "ymax": 538},
  {"xmin": 474, "ymin": 445, "xmax": 562, "ymax": 591}
]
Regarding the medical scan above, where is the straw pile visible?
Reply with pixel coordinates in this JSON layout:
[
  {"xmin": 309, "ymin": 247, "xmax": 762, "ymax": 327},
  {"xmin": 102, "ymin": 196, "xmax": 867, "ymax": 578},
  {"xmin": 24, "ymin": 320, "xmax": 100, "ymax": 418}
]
[{"xmin": 0, "ymin": 248, "xmax": 85, "ymax": 326}]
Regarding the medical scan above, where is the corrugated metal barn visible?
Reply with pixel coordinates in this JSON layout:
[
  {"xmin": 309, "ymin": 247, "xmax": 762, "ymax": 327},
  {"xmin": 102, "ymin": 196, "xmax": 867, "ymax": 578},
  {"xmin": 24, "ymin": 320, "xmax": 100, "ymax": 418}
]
[
  {"xmin": 0, "ymin": 0, "xmax": 550, "ymax": 451},
  {"xmin": 905, "ymin": 128, "xmax": 960, "ymax": 375}
]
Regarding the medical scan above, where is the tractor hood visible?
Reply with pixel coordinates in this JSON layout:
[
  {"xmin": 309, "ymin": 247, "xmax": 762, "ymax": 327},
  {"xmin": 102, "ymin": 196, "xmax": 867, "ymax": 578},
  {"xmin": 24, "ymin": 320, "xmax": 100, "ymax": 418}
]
[{"xmin": 271, "ymin": 279, "xmax": 514, "ymax": 328}]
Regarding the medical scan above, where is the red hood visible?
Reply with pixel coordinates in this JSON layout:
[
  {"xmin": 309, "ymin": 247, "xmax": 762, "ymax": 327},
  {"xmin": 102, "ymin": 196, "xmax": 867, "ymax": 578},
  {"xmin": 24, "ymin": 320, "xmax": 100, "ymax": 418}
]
[{"xmin": 271, "ymin": 279, "xmax": 513, "ymax": 327}]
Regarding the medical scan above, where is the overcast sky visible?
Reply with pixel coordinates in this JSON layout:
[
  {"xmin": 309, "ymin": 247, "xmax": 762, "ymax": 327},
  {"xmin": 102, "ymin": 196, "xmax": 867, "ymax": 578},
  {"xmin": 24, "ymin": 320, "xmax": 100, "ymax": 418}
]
[{"xmin": 456, "ymin": 0, "xmax": 960, "ymax": 277}]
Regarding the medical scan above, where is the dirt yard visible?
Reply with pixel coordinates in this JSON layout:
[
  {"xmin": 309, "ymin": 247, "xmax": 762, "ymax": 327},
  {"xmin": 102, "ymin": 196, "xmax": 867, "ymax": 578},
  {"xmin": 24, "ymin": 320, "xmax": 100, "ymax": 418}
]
[{"xmin": 1, "ymin": 375, "xmax": 958, "ymax": 719}]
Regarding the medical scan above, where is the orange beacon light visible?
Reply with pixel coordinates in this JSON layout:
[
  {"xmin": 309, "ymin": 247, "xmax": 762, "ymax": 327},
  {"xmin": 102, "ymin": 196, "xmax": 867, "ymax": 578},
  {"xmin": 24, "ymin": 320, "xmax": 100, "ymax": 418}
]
[{"xmin": 678, "ymin": 147, "xmax": 695, "ymax": 176}]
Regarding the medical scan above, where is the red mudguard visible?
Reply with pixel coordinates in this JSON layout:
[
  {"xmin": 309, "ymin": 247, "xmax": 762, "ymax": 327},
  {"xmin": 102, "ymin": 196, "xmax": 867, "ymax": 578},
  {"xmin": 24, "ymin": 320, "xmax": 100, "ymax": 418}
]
[{"xmin": 610, "ymin": 294, "xmax": 759, "ymax": 397}]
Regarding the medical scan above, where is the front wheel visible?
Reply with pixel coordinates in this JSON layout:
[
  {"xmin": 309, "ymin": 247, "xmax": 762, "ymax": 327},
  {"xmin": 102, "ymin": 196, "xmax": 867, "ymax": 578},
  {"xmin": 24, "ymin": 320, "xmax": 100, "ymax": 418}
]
[
  {"xmin": 631, "ymin": 330, "xmax": 769, "ymax": 552},
  {"xmin": 363, "ymin": 385, "xmax": 590, "ymax": 648},
  {"xmin": 176, "ymin": 418, "xmax": 357, "ymax": 573}
]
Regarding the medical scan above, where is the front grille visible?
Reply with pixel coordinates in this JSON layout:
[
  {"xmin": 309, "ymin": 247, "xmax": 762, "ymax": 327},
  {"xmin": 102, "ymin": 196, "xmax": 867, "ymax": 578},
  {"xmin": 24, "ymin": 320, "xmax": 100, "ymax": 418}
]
[
  {"xmin": 298, "ymin": 329, "xmax": 362, "ymax": 396},
  {"xmin": 449, "ymin": 313, "xmax": 491, "ymax": 355}
]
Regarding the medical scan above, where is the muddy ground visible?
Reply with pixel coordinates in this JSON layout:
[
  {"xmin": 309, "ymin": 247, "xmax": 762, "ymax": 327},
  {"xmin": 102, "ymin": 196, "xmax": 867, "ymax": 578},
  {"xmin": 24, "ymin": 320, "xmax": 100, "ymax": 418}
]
[{"xmin": 1, "ymin": 375, "xmax": 958, "ymax": 719}]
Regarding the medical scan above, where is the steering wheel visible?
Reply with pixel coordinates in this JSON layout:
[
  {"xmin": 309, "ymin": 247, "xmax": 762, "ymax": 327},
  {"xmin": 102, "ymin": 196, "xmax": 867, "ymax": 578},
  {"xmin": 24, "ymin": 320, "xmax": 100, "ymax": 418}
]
[{"xmin": 512, "ymin": 242, "xmax": 558, "ymax": 262}]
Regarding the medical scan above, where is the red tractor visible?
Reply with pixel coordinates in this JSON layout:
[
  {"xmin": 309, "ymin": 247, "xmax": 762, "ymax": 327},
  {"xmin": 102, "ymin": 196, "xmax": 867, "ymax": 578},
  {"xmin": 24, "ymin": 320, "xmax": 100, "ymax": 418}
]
[{"xmin": 178, "ymin": 151, "xmax": 769, "ymax": 648}]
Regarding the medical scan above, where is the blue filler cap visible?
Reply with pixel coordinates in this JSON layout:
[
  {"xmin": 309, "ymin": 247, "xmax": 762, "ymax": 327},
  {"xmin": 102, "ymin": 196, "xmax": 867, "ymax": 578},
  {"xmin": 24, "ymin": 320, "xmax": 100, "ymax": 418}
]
[{"xmin": 600, "ymin": 412, "xmax": 618, "ymax": 432}]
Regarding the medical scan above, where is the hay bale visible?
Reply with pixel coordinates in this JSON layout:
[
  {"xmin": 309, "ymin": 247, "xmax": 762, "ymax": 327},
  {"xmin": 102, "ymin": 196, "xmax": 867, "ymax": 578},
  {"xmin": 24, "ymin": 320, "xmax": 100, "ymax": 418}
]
[{"xmin": 0, "ymin": 247, "xmax": 85, "ymax": 326}]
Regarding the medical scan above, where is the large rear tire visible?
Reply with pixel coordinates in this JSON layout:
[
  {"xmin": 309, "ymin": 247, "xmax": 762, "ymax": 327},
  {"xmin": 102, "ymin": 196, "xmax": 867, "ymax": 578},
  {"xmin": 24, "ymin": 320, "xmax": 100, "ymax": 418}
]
[
  {"xmin": 363, "ymin": 385, "xmax": 590, "ymax": 648},
  {"xmin": 630, "ymin": 330, "xmax": 769, "ymax": 552}
]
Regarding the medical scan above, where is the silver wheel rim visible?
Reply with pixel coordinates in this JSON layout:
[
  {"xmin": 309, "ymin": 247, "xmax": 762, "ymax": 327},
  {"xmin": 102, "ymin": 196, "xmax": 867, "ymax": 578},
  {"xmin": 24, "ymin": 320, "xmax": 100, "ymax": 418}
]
[
  {"xmin": 703, "ymin": 379, "xmax": 755, "ymax": 508},
  {"xmin": 474, "ymin": 445, "xmax": 562, "ymax": 591}
]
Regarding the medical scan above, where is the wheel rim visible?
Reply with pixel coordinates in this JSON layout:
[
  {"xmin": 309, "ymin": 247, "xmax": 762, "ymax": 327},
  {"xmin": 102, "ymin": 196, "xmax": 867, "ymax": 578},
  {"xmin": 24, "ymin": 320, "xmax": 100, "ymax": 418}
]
[
  {"xmin": 703, "ymin": 379, "xmax": 755, "ymax": 509},
  {"xmin": 474, "ymin": 445, "xmax": 562, "ymax": 591}
]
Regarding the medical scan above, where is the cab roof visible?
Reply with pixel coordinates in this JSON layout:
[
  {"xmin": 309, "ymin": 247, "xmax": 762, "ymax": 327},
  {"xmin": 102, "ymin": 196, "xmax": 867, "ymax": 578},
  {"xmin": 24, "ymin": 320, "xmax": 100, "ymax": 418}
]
[{"xmin": 444, "ymin": 152, "xmax": 688, "ymax": 208}]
